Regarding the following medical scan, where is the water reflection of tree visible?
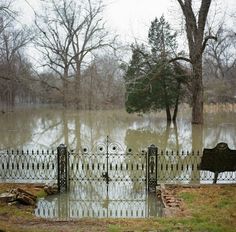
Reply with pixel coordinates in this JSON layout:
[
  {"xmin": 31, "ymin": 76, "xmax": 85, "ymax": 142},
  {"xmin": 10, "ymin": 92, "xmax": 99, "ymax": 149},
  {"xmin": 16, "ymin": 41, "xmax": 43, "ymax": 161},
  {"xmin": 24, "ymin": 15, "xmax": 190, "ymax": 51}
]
[
  {"xmin": 192, "ymin": 124, "xmax": 203, "ymax": 152},
  {"xmin": 0, "ymin": 113, "xmax": 30, "ymax": 149},
  {"xmin": 0, "ymin": 109, "xmax": 50, "ymax": 149},
  {"xmin": 124, "ymin": 124, "xmax": 202, "ymax": 184},
  {"xmin": 124, "ymin": 122, "xmax": 175, "ymax": 151}
]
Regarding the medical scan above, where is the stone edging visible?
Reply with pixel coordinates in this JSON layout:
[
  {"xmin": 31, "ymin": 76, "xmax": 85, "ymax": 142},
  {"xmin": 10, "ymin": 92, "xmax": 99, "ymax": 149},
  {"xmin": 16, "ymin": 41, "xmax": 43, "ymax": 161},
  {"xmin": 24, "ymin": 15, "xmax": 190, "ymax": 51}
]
[{"xmin": 156, "ymin": 184, "xmax": 184, "ymax": 217}]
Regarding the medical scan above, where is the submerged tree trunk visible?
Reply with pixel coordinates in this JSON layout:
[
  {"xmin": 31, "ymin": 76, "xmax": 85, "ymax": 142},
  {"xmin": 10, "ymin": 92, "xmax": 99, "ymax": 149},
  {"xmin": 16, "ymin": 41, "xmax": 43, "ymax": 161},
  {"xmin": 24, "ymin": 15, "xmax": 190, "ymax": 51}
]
[
  {"xmin": 75, "ymin": 77, "xmax": 80, "ymax": 110},
  {"xmin": 74, "ymin": 62, "xmax": 81, "ymax": 110},
  {"xmin": 165, "ymin": 105, "xmax": 172, "ymax": 122},
  {"xmin": 163, "ymin": 122, "xmax": 171, "ymax": 149},
  {"xmin": 191, "ymin": 124, "xmax": 203, "ymax": 183},
  {"xmin": 63, "ymin": 68, "xmax": 69, "ymax": 108},
  {"xmin": 172, "ymin": 82, "xmax": 181, "ymax": 122},
  {"xmin": 163, "ymin": 78, "xmax": 172, "ymax": 122},
  {"xmin": 192, "ymin": 60, "xmax": 204, "ymax": 124},
  {"xmin": 176, "ymin": 0, "xmax": 215, "ymax": 124}
]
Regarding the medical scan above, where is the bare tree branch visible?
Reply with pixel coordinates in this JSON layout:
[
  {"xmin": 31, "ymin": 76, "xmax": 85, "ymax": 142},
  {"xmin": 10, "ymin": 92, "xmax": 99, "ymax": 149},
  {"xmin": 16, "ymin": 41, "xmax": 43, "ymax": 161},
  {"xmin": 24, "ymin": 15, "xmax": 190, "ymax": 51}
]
[
  {"xmin": 202, "ymin": 35, "xmax": 217, "ymax": 53},
  {"xmin": 169, "ymin": 56, "xmax": 192, "ymax": 64}
]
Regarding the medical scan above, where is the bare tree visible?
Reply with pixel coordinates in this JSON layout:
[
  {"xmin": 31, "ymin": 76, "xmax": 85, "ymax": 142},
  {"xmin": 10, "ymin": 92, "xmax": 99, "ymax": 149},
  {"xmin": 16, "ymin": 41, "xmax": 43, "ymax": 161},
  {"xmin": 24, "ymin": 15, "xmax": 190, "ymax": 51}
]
[
  {"xmin": 0, "ymin": 0, "xmax": 33, "ymax": 109},
  {"xmin": 174, "ymin": 0, "xmax": 217, "ymax": 124},
  {"xmin": 81, "ymin": 54, "xmax": 125, "ymax": 110},
  {"xmin": 204, "ymin": 24, "xmax": 236, "ymax": 103},
  {"xmin": 68, "ymin": 0, "xmax": 113, "ymax": 109},
  {"xmin": 35, "ymin": 0, "xmax": 114, "ymax": 108},
  {"xmin": 34, "ymin": 0, "xmax": 74, "ymax": 107},
  {"xmin": 205, "ymin": 25, "xmax": 236, "ymax": 79}
]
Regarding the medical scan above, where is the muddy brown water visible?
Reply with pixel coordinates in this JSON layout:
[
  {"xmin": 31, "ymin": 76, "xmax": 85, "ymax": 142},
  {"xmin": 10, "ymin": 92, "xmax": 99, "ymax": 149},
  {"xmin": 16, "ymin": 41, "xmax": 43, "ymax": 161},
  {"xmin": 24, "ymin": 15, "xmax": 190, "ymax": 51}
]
[{"xmin": 0, "ymin": 106, "xmax": 235, "ymax": 151}]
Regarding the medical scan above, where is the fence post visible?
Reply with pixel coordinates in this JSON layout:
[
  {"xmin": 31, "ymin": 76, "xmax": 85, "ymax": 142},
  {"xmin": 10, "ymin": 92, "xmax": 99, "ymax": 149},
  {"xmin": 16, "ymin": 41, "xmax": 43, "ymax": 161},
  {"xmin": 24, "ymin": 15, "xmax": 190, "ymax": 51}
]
[
  {"xmin": 57, "ymin": 144, "xmax": 68, "ymax": 192},
  {"xmin": 147, "ymin": 144, "xmax": 158, "ymax": 192}
]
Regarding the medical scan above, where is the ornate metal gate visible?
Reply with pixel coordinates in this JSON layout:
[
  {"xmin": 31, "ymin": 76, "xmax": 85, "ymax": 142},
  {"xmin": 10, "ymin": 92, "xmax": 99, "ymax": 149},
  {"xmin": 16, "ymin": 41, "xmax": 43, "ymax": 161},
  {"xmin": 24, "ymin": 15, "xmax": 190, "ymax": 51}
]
[{"xmin": 57, "ymin": 137, "xmax": 158, "ymax": 192}]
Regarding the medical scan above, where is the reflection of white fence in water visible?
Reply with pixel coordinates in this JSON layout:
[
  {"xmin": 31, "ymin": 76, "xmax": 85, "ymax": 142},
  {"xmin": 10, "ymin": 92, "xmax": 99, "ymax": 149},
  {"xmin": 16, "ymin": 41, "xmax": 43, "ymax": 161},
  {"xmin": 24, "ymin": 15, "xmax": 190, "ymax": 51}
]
[
  {"xmin": 0, "ymin": 150, "xmax": 57, "ymax": 183},
  {"xmin": 35, "ymin": 181, "xmax": 162, "ymax": 219}
]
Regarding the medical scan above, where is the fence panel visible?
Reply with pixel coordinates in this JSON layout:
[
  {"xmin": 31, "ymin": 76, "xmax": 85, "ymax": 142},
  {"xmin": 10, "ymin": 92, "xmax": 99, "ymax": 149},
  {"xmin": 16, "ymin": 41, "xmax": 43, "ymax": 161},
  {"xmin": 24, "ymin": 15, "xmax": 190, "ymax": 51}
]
[{"xmin": 0, "ymin": 149, "xmax": 57, "ymax": 183}]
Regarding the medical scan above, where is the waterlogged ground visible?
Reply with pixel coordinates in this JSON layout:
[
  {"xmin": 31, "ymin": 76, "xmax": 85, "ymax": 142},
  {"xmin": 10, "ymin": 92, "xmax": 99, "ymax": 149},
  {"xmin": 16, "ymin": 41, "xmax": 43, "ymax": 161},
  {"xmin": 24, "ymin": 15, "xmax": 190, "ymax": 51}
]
[
  {"xmin": 0, "ymin": 184, "xmax": 235, "ymax": 232},
  {"xmin": 0, "ymin": 106, "xmax": 236, "ymax": 231}
]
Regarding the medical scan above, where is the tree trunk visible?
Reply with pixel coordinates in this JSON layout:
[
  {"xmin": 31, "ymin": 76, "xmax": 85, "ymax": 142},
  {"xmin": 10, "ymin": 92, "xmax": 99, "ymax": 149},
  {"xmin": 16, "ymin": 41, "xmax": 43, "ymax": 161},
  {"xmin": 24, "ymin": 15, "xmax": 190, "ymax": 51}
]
[
  {"xmin": 191, "ymin": 124, "xmax": 203, "ymax": 183},
  {"xmin": 163, "ymin": 77, "xmax": 172, "ymax": 122},
  {"xmin": 165, "ymin": 105, "xmax": 172, "ymax": 122},
  {"xmin": 88, "ymin": 67, "xmax": 94, "ymax": 111},
  {"xmin": 163, "ymin": 122, "xmax": 171, "ymax": 149},
  {"xmin": 62, "ymin": 111, "xmax": 69, "ymax": 145},
  {"xmin": 63, "ymin": 67, "xmax": 69, "ymax": 108},
  {"xmin": 191, "ymin": 60, "xmax": 204, "ymax": 124},
  {"xmin": 172, "ymin": 82, "xmax": 181, "ymax": 122},
  {"xmin": 63, "ymin": 78, "xmax": 67, "ymax": 107},
  {"xmin": 75, "ymin": 63, "xmax": 81, "ymax": 110},
  {"xmin": 75, "ymin": 77, "xmax": 80, "ymax": 110},
  {"xmin": 176, "ymin": 0, "xmax": 213, "ymax": 125}
]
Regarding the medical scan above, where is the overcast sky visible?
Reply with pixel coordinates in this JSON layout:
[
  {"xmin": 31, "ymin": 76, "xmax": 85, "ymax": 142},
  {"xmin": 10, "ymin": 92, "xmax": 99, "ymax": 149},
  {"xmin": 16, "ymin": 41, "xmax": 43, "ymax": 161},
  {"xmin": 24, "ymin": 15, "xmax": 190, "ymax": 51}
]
[
  {"xmin": 16, "ymin": 0, "xmax": 235, "ymax": 67},
  {"xmin": 18, "ymin": 0, "xmax": 236, "ymax": 43}
]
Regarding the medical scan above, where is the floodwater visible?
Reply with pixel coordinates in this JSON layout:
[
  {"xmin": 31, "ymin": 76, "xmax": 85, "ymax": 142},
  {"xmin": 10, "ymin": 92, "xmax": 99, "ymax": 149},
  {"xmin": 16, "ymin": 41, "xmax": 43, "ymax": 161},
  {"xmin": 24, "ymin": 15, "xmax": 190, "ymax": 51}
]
[
  {"xmin": 36, "ymin": 181, "xmax": 163, "ymax": 219},
  {"xmin": 0, "ymin": 105, "xmax": 236, "ymax": 219},
  {"xmin": 0, "ymin": 105, "xmax": 235, "ymax": 151}
]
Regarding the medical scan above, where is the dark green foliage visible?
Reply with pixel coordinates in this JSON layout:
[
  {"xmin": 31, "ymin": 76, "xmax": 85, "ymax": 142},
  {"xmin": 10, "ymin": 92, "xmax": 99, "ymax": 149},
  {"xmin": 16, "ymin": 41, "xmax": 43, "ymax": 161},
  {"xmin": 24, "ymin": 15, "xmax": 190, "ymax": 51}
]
[
  {"xmin": 124, "ymin": 16, "xmax": 187, "ymax": 120},
  {"xmin": 148, "ymin": 16, "xmax": 177, "ymax": 58}
]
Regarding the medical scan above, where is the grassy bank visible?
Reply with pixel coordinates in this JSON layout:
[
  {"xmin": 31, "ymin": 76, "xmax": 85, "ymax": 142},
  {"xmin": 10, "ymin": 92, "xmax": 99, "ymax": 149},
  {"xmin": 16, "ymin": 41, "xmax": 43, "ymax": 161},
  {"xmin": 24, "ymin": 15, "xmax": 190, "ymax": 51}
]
[{"xmin": 0, "ymin": 184, "xmax": 235, "ymax": 232}]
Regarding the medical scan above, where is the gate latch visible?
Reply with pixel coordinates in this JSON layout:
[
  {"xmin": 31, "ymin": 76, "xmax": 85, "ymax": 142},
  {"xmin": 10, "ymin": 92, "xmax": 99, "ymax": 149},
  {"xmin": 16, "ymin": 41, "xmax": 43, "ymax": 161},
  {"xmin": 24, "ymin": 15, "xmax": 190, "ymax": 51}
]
[{"xmin": 102, "ymin": 172, "xmax": 110, "ymax": 184}]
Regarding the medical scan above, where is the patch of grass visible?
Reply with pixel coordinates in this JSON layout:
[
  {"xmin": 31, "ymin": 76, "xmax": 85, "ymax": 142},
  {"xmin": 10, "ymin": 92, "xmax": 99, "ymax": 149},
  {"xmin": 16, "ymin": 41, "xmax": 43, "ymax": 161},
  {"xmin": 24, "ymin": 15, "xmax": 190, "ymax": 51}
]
[
  {"xmin": 173, "ymin": 185, "xmax": 236, "ymax": 232},
  {"xmin": 178, "ymin": 191, "xmax": 196, "ymax": 203},
  {"xmin": 0, "ymin": 203, "xmax": 34, "ymax": 220},
  {"xmin": 35, "ymin": 189, "xmax": 47, "ymax": 198},
  {"xmin": 158, "ymin": 217, "xmax": 234, "ymax": 232},
  {"xmin": 216, "ymin": 198, "xmax": 231, "ymax": 209},
  {"xmin": 0, "ymin": 185, "xmax": 236, "ymax": 232},
  {"xmin": 108, "ymin": 224, "xmax": 121, "ymax": 232}
]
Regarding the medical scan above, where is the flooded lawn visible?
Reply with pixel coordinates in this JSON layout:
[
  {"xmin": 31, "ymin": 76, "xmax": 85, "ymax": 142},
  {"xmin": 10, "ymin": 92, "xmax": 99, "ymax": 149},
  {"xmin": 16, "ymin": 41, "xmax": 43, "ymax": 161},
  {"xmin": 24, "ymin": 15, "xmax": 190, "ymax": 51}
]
[
  {"xmin": 0, "ymin": 105, "xmax": 235, "ymax": 221},
  {"xmin": 0, "ymin": 106, "xmax": 235, "ymax": 151},
  {"xmin": 36, "ymin": 181, "xmax": 163, "ymax": 219}
]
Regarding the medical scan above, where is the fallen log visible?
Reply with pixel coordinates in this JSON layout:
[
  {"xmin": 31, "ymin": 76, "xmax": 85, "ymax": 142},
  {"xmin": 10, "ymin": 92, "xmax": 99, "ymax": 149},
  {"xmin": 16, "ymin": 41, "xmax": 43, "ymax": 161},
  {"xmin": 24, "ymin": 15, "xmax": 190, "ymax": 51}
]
[
  {"xmin": 0, "ymin": 193, "xmax": 16, "ymax": 203},
  {"xmin": 9, "ymin": 188, "xmax": 37, "ymax": 205}
]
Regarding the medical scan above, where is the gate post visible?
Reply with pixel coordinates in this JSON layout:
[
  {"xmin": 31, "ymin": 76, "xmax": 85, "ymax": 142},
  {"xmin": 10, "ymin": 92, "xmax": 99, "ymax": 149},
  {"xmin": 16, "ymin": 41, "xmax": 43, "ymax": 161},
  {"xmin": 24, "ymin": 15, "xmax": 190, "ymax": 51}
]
[
  {"xmin": 147, "ymin": 144, "xmax": 158, "ymax": 192},
  {"xmin": 57, "ymin": 144, "xmax": 68, "ymax": 192}
]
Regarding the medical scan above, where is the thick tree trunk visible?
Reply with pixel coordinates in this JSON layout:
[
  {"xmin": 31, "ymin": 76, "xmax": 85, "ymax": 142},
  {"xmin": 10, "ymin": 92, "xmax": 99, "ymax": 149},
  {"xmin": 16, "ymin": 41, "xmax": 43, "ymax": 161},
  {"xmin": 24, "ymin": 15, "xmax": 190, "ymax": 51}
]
[
  {"xmin": 191, "ymin": 60, "xmax": 204, "ymax": 124},
  {"xmin": 191, "ymin": 124, "xmax": 203, "ymax": 183},
  {"xmin": 176, "ymin": 0, "xmax": 213, "ymax": 125}
]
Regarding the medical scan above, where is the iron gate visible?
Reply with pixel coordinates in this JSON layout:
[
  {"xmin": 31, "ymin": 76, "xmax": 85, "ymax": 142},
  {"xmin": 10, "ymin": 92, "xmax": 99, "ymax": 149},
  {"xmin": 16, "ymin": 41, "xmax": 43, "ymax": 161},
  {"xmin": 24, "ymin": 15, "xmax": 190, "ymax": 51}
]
[{"xmin": 57, "ymin": 137, "xmax": 158, "ymax": 192}]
